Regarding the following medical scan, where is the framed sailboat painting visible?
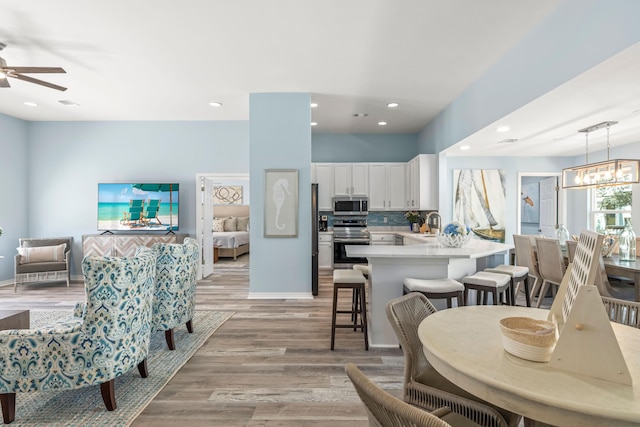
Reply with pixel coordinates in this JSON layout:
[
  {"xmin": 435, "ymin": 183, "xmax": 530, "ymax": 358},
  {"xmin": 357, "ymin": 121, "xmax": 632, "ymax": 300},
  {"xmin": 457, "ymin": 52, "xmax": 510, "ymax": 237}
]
[
  {"xmin": 452, "ymin": 169, "xmax": 506, "ymax": 242},
  {"xmin": 264, "ymin": 169, "xmax": 299, "ymax": 237}
]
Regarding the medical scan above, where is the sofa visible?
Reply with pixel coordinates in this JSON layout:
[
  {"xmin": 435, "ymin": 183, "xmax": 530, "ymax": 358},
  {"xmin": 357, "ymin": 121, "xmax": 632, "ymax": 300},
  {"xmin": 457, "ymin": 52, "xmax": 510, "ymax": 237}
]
[{"xmin": 14, "ymin": 237, "xmax": 72, "ymax": 292}]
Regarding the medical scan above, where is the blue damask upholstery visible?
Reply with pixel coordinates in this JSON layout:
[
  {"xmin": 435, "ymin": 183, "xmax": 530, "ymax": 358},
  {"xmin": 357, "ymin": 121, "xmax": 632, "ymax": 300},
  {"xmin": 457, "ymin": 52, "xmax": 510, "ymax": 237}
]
[
  {"xmin": 0, "ymin": 249, "xmax": 156, "ymax": 424},
  {"xmin": 148, "ymin": 237, "xmax": 199, "ymax": 350}
]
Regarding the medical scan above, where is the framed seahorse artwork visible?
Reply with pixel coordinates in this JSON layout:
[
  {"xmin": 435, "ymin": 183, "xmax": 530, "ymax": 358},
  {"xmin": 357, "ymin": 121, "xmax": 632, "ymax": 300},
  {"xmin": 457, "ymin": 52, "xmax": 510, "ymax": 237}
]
[{"xmin": 264, "ymin": 169, "xmax": 299, "ymax": 237}]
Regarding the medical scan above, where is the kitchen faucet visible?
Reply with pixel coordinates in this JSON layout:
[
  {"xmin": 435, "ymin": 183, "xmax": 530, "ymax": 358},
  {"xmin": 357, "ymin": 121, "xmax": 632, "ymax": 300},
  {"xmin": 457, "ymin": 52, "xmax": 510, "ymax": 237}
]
[{"xmin": 426, "ymin": 212, "xmax": 441, "ymax": 234}]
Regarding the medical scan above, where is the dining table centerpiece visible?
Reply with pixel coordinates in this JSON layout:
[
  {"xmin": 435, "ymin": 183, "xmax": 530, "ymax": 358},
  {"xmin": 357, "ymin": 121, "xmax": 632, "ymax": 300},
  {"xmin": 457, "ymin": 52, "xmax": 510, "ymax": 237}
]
[{"xmin": 437, "ymin": 221, "xmax": 472, "ymax": 247}]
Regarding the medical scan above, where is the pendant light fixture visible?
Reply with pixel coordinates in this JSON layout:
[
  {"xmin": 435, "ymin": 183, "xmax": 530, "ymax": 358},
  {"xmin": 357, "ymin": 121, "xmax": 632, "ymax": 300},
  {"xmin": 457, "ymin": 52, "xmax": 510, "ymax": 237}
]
[{"xmin": 562, "ymin": 121, "xmax": 640, "ymax": 189}]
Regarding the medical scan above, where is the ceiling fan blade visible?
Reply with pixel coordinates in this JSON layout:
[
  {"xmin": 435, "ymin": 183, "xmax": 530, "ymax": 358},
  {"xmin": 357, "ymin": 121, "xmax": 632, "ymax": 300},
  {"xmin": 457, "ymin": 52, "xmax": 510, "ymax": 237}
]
[
  {"xmin": 0, "ymin": 76, "xmax": 10, "ymax": 88},
  {"xmin": 11, "ymin": 73, "xmax": 67, "ymax": 91},
  {"xmin": 9, "ymin": 66, "xmax": 66, "ymax": 74}
]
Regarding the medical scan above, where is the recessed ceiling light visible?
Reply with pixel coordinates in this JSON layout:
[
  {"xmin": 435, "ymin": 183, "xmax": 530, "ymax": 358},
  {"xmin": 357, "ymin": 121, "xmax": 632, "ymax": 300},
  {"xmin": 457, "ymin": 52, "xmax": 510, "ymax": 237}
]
[
  {"xmin": 378, "ymin": 121, "xmax": 388, "ymax": 126},
  {"xmin": 23, "ymin": 101, "xmax": 38, "ymax": 107},
  {"xmin": 387, "ymin": 102, "xmax": 399, "ymax": 108},
  {"xmin": 460, "ymin": 145, "xmax": 471, "ymax": 151},
  {"xmin": 496, "ymin": 126, "xmax": 510, "ymax": 132},
  {"xmin": 310, "ymin": 103, "xmax": 318, "ymax": 108},
  {"xmin": 209, "ymin": 101, "xmax": 222, "ymax": 107},
  {"xmin": 311, "ymin": 122, "xmax": 318, "ymax": 126},
  {"xmin": 59, "ymin": 100, "xmax": 79, "ymax": 107}
]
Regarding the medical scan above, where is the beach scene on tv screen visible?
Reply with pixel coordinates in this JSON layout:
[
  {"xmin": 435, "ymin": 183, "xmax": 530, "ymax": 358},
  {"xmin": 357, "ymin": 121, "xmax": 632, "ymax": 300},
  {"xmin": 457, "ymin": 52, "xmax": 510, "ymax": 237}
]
[{"xmin": 98, "ymin": 183, "xmax": 179, "ymax": 231}]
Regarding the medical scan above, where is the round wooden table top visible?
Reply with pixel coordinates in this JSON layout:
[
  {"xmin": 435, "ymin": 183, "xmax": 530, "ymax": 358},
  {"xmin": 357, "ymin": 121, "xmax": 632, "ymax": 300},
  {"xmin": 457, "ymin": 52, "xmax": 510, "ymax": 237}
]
[{"xmin": 418, "ymin": 305, "xmax": 640, "ymax": 427}]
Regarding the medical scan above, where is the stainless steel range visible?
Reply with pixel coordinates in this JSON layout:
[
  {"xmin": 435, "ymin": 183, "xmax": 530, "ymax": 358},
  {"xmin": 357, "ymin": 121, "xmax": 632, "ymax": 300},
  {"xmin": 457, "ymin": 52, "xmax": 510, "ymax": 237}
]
[{"xmin": 333, "ymin": 216, "xmax": 370, "ymax": 267}]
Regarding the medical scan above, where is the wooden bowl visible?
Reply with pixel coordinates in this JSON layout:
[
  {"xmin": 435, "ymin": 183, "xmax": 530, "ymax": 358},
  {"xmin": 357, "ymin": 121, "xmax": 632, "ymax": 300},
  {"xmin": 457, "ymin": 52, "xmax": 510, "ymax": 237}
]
[{"xmin": 499, "ymin": 317, "xmax": 557, "ymax": 362}]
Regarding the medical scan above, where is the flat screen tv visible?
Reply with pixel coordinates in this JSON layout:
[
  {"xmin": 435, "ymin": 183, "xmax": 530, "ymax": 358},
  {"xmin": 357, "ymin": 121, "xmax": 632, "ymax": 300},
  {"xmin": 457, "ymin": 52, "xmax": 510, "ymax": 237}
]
[{"xmin": 98, "ymin": 183, "xmax": 179, "ymax": 231}]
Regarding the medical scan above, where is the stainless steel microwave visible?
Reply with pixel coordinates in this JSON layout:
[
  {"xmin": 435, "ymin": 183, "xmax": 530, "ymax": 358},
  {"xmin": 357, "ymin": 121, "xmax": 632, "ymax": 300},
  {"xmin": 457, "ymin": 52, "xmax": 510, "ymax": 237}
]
[{"xmin": 333, "ymin": 196, "xmax": 368, "ymax": 216}]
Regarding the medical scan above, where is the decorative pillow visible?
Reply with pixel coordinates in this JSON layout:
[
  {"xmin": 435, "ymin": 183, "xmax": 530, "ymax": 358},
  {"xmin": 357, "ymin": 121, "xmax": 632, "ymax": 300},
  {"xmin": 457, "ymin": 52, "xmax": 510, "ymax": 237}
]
[
  {"xmin": 17, "ymin": 244, "xmax": 66, "ymax": 264},
  {"xmin": 213, "ymin": 218, "xmax": 225, "ymax": 232},
  {"xmin": 236, "ymin": 217, "xmax": 249, "ymax": 232},
  {"xmin": 223, "ymin": 217, "xmax": 237, "ymax": 232}
]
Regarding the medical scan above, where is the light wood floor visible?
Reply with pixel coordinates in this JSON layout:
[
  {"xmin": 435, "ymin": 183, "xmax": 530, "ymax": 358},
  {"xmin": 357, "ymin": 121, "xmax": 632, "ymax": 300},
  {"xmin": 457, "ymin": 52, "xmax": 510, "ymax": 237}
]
[{"xmin": 0, "ymin": 255, "xmax": 403, "ymax": 426}]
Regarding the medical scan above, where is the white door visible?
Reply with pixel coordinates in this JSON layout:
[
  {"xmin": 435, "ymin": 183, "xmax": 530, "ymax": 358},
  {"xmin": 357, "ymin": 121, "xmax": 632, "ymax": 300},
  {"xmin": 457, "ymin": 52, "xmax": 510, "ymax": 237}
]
[
  {"xmin": 201, "ymin": 177, "xmax": 215, "ymax": 277},
  {"xmin": 539, "ymin": 176, "xmax": 558, "ymax": 237}
]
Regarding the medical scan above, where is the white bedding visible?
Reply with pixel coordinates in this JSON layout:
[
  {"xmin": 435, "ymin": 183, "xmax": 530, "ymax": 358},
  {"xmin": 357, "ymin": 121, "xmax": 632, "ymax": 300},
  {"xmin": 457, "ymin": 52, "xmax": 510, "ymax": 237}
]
[{"xmin": 212, "ymin": 231, "xmax": 250, "ymax": 249}]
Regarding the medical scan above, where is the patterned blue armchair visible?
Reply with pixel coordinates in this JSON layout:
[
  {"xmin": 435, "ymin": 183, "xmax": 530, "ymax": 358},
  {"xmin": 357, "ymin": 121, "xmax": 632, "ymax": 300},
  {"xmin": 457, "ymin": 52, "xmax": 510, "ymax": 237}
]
[
  {"xmin": 0, "ymin": 249, "xmax": 156, "ymax": 424},
  {"xmin": 148, "ymin": 237, "xmax": 199, "ymax": 350}
]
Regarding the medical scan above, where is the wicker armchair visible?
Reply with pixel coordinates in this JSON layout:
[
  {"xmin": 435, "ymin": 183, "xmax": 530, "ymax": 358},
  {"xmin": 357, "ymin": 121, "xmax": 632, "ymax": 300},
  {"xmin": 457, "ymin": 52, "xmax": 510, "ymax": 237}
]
[
  {"xmin": 602, "ymin": 296, "xmax": 640, "ymax": 328},
  {"xmin": 385, "ymin": 293, "xmax": 521, "ymax": 427},
  {"xmin": 345, "ymin": 363, "xmax": 483, "ymax": 427}
]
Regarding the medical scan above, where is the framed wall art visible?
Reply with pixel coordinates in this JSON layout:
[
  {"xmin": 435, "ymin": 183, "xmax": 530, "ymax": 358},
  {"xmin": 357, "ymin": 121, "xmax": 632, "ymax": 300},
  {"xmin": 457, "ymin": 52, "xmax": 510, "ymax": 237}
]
[{"xmin": 264, "ymin": 169, "xmax": 298, "ymax": 237}]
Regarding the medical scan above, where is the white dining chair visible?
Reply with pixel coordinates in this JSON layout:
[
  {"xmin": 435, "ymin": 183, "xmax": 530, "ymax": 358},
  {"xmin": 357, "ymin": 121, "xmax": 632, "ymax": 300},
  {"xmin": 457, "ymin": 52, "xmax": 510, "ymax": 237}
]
[
  {"xmin": 513, "ymin": 234, "xmax": 540, "ymax": 306},
  {"xmin": 534, "ymin": 238, "xmax": 566, "ymax": 308}
]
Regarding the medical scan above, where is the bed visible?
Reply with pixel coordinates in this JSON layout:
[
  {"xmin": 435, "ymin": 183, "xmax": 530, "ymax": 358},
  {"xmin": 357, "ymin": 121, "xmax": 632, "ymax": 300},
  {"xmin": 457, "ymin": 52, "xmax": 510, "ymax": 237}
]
[{"xmin": 213, "ymin": 205, "xmax": 250, "ymax": 260}]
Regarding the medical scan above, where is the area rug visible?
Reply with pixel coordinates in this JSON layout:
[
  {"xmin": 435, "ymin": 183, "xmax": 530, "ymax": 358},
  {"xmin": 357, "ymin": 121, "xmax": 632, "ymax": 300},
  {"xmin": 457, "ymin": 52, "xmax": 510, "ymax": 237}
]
[{"xmin": 8, "ymin": 310, "xmax": 233, "ymax": 427}]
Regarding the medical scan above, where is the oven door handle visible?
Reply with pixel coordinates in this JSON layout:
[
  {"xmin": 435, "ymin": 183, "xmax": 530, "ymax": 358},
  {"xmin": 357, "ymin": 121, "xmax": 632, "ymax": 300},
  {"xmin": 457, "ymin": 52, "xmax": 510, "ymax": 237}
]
[{"xmin": 334, "ymin": 239, "xmax": 371, "ymax": 243}]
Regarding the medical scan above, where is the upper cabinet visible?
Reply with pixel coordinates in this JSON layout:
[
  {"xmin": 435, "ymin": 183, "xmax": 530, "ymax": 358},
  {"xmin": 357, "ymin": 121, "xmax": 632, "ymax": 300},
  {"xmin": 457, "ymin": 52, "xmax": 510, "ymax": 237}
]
[
  {"xmin": 312, "ymin": 163, "xmax": 334, "ymax": 211},
  {"xmin": 334, "ymin": 163, "xmax": 369, "ymax": 197},
  {"xmin": 369, "ymin": 163, "xmax": 406, "ymax": 211},
  {"xmin": 312, "ymin": 157, "xmax": 436, "ymax": 211},
  {"xmin": 406, "ymin": 154, "xmax": 437, "ymax": 210}
]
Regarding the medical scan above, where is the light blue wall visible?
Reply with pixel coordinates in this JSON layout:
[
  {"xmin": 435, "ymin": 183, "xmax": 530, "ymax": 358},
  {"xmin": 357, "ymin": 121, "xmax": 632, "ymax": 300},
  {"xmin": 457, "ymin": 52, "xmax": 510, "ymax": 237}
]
[
  {"xmin": 418, "ymin": 0, "xmax": 640, "ymax": 154},
  {"xmin": 0, "ymin": 113, "xmax": 29, "ymax": 281},
  {"xmin": 312, "ymin": 133, "xmax": 418, "ymax": 162},
  {"xmin": 20, "ymin": 120, "xmax": 249, "ymax": 279},
  {"xmin": 249, "ymin": 93, "xmax": 312, "ymax": 295}
]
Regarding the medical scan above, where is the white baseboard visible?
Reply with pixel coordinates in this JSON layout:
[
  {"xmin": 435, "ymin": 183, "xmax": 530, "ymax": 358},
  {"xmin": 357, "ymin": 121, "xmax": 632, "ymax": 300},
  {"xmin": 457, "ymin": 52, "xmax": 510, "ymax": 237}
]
[{"xmin": 247, "ymin": 292, "xmax": 314, "ymax": 300}]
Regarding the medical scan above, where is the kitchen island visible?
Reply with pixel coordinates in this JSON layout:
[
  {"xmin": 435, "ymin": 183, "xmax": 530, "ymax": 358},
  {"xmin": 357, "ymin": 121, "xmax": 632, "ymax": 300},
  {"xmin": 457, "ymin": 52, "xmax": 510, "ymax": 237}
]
[{"xmin": 346, "ymin": 238, "xmax": 513, "ymax": 348}]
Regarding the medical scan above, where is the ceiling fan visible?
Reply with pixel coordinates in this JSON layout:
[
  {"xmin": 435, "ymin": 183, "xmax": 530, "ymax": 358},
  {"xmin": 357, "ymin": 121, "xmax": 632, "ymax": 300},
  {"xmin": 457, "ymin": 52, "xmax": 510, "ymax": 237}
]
[{"xmin": 0, "ymin": 42, "xmax": 67, "ymax": 91}]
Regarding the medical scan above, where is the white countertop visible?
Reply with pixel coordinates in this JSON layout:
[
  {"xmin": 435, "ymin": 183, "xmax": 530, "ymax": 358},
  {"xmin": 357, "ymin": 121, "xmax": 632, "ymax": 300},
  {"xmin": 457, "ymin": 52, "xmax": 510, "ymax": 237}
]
[{"xmin": 346, "ymin": 237, "xmax": 512, "ymax": 259}]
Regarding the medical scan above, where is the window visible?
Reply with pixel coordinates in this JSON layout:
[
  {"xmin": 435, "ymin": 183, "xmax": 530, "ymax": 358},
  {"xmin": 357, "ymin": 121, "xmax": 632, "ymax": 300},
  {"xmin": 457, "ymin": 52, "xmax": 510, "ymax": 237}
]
[{"xmin": 591, "ymin": 184, "xmax": 632, "ymax": 234}]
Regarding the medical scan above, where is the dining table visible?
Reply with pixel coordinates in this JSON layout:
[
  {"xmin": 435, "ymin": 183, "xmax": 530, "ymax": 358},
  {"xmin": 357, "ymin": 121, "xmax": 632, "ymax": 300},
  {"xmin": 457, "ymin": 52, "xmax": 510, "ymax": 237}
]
[
  {"xmin": 603, "ymin": 255, "xmax": 640, "ymax": 302},
  {"xmin": 418, "ymin": 305, "xmax": 640, "ymax": 427}
]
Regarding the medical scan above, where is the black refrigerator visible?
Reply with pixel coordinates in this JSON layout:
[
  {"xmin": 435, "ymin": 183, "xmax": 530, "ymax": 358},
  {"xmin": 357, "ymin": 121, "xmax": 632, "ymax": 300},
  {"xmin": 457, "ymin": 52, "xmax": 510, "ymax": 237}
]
[{"xmin": 311, "ymin": 183, "xmax": 319, "ymax": 296}]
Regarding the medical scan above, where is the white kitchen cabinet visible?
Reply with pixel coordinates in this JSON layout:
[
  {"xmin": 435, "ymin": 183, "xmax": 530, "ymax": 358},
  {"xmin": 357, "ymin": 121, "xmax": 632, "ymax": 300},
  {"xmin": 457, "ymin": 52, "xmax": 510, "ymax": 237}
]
[
  {"xmin": 369, "ymin": 163, "xmax": 406, "ymax": 211},
  {"xmin": 313, "ymin": 163, "xmax": 334, "ymax": 211},
  {"xmin": 371, "ymin": 233, "xmax": 395, "ymax": 246},
  {"xmin": 406, "ymin": 154, "xmax": 437, "ymax": 210},
  {"xmin": 334, "ymin": 163, "xmax": 368, "ymax": 197},
  {"xmin": 318, "ymin": 233, "xmax": 333, "ymax": 269},
  {"xmin": 403, "ymin": 236, "xmax": 420, "ymax": 246}
]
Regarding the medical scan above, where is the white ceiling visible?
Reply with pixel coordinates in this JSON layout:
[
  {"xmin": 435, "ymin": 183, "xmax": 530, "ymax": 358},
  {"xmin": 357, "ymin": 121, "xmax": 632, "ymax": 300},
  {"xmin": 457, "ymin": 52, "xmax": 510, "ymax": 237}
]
[{"xmin": 2, "ymin": 1, "xmax": 638, "ymax": 157}]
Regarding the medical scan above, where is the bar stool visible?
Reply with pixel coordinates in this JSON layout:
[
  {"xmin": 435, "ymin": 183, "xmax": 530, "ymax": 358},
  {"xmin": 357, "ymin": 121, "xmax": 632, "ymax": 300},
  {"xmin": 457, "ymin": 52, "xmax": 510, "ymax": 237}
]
[
  {"xmin": 352, "ymin": 264, "xmax": 370, "ymax": 278},
  {"xmin": 462, "ymin": 271, "xmax": 511, "ymax": 306},
  {"xmin": 403, "ymin": 278, "xmax": 465, "ymax": 308},
  {"xmin": 352, "ymin": 264, "xmax": 370, "ymax": 323},
  {"xmin": 483, "ymin": 265, "xmax": 531, "ymax": 307},
  {"xmin": 331, "ymin": 269, "xmax": 368, "ymax": 350}
]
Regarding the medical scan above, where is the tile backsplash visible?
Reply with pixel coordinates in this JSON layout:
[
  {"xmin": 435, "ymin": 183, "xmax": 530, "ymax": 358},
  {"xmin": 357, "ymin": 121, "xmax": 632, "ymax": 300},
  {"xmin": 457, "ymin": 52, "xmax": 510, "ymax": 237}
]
[{"xmin": 320, "ymin": 210, "xmax": 436, "ymax": 228}]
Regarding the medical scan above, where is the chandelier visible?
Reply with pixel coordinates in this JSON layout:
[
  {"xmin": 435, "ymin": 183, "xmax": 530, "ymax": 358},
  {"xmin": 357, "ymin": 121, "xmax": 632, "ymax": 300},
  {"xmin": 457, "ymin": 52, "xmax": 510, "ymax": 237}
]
[{"xmin": 562, "ymin": 121, "xmax": 640, "ymax": 189}]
